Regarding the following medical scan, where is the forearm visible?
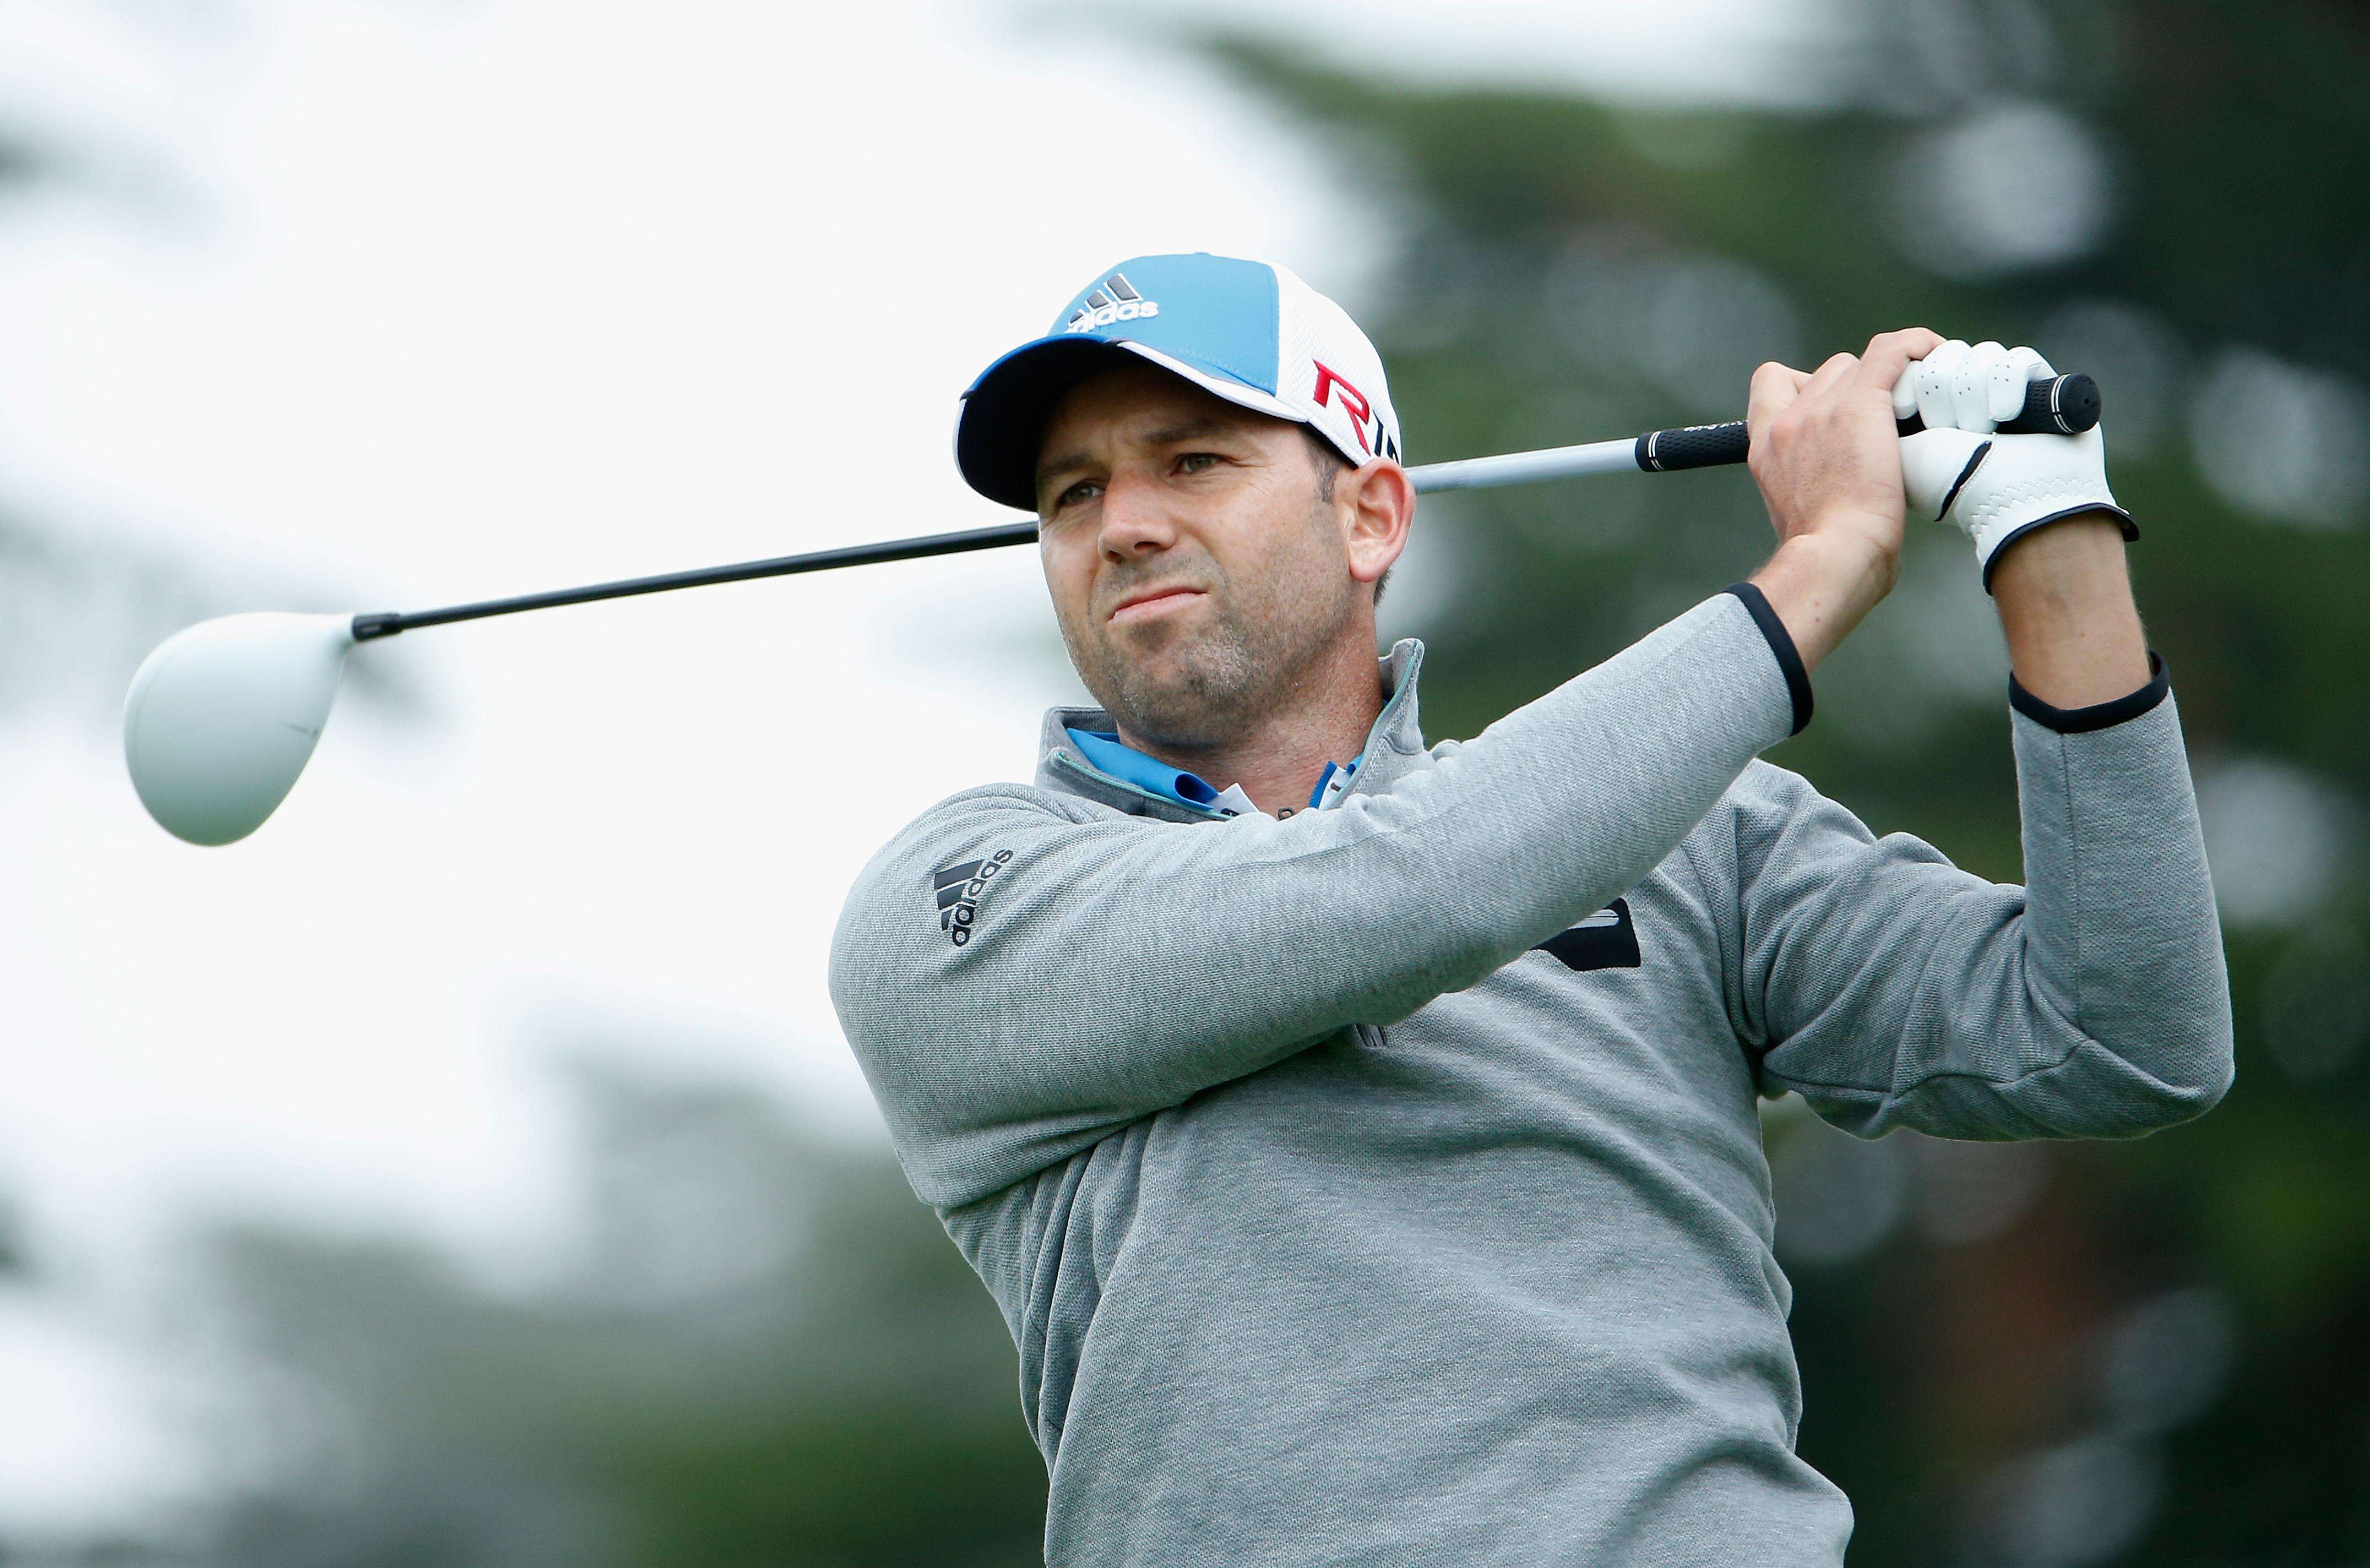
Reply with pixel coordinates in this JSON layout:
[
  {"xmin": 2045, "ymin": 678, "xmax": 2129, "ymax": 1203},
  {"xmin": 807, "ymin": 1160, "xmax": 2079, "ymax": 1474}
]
[
  {"xmin": 1732, "ymin": 333, "xmax": 2228, "ymax": 1136},
  {"xmin": 1992, "ymin": 685, "xmax": 2233, "ymax": 1128},
  {"xmin": 1990, "ymin": 513, "xmax": 2152, "ymax": 706},
  {"xmin": 1752, "ymin": 683, "xmax": 2231, "ymax": 1141}
]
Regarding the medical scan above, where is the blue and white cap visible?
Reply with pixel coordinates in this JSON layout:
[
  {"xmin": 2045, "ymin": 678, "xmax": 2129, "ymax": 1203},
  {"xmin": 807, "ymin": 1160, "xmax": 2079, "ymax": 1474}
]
[{"xmin": 955, "ymin": 252, "xmax": 1404, "ymax": 512}]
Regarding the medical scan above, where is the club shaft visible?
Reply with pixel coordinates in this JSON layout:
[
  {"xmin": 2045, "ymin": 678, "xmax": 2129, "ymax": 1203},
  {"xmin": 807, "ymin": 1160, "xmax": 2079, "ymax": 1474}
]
[
  {"xmin": 351, "ymin": 521, "xmax": 1040, "ymax": 639},
  {"xmin": 349, "ymin": 372, "xmax": 2097, "ymax": 640},
  {"xmin": 1407, "ymin": 438, "xmax": 1642, "ymax": 492},
  {"xmin": 346, "ymin": 442, "xmax": 1649, "ymax": 641}
]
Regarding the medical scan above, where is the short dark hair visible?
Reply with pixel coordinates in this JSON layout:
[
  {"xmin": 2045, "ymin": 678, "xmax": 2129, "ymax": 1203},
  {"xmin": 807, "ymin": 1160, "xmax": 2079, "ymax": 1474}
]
[{"xmin": 1300, "ymin": 426, "xmax": 1394, "ymax": 608}]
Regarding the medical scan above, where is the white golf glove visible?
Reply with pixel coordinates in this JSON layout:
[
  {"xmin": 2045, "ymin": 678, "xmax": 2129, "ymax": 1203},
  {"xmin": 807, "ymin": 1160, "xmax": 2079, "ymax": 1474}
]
[{"xmin": 1894, "ymin": 339, "xmax": 2136, "ymax": 591}]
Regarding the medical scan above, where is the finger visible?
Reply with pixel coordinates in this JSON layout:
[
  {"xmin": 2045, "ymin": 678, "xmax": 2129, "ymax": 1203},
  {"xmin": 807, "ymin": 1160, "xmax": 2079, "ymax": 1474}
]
[
  {"xmin": 2004, "ymin": 342, "xmax": 2052, "ymax": 391},
  {"xmin": 1954, "ymin": 340, "xmax": 2007, "ymax": 432},
  {"xmin": 1802, "ymin": 350, "xmax": 1860, "ymax": 400},
  {"xmin": 1892, "ymin": 366, "xmax": 1921, "ymax": 423},
  {"xmin": 1747, "ymin": 360, "xmax": 1811, "ymax": 433},
  {"xmin": 1985, "ymin": 344, "xmax": 2046, "ymax": 423},
  {"xmin": 1852, "ymin": 328, "xmax": 1944, "ymax": 409},
  {"xmin": 1914, "ymin": 339, "xmax": 1969, "ymax": 430}
]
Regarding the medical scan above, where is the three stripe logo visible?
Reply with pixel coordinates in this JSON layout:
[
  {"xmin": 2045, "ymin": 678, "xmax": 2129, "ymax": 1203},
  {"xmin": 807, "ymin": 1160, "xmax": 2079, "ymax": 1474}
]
[
  {"xmin": 931, "ymin": 864, "xmax": 980, "ymax": 912},
  {"xmin": 1066, "ymin": 273, "xmax": 1160, "ymax": 334},
  {"xmin": 931, "ymin": 848, "xmax": 1015, "ymax": 946}
]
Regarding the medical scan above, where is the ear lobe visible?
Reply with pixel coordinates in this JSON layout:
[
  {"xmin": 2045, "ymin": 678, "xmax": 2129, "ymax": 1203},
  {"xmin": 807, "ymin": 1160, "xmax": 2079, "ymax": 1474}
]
[{"xmin": 1343, "ymin": 460, "xmax": 1416, "ymax": 587}]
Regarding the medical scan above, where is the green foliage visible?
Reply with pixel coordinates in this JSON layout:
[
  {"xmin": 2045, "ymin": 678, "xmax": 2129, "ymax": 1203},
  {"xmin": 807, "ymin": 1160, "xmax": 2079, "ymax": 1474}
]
[
  {"xmin": 144, "ymin": 6, "xmax": 2370, "ymax": 1564},
  {"xmin": 191, "ymin": 1061, "xmax": 1044, "ymax": 1568},
  {"xmin": 1209, "ymin": 2, "xmax": 2370, "ymax": 1560}
]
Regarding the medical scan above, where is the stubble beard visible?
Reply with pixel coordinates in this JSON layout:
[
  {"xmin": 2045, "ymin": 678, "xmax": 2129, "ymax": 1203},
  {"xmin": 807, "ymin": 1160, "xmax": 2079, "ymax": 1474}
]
[{"xmin": 1061, "ymin": 510, "xmax": 1356, "ymax": 751}]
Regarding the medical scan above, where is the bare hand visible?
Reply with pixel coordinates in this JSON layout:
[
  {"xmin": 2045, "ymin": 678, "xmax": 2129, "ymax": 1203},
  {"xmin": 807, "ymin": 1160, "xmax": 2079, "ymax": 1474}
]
[
  {"xmin": 1744, "ymin": 329, "xmax": 1943, "ymax": 672},
  {"xmin": 1747, "ymin": 328, "xmax": 1944, "ymax": 570}
]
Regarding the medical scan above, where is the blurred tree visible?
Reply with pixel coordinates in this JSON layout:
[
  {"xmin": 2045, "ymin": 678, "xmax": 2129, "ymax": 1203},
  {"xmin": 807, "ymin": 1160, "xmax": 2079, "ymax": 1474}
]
[
  {"xmin": 1201, "ymin": 1, "xmax": 2370, "ymax": 1561},
  {"xmin": 0, "ymin": 1186, "xmax": 25, "ymax": 1281},
  {"xmin": 0, "ymin": 18, "xmax": 416, "ymax": 723},
  {"xmin": 187, "ymin": 1059, "xmax": 1043, "ymax": 1567},
  {"xmin": 0, "ymin": 119, "xmax": 205, "ymax": 715},
  {"xmin": 93, "ymin": 4, "xmax": 2370, "ymax": 1565}
]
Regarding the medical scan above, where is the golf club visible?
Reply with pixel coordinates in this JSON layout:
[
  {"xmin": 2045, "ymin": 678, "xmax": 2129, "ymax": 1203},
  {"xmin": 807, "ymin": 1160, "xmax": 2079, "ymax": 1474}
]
[{"xmin": 123, "ymin": 373, "xmax": 2099, "ymax": 846}]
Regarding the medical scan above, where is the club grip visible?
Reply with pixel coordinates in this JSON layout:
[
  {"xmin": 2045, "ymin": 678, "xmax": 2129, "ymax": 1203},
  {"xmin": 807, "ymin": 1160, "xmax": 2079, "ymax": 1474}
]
[
  {"xmin": 1899, "ymin": 372, "xmax": 2101, "ymax": 437},
  {"xmin": 1633, "ymin": 372, "xmax": 2101, "ymax": 474},
  {"xmin": 1633, "ymin": 422, "xmax": 1752, "ymax": 472}
]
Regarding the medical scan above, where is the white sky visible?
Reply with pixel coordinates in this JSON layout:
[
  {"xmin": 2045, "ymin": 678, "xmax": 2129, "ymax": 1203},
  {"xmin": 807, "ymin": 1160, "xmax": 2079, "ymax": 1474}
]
[{"xmin": 0, "ymin": 0, "xmax": 1792, "ymax": 1535}]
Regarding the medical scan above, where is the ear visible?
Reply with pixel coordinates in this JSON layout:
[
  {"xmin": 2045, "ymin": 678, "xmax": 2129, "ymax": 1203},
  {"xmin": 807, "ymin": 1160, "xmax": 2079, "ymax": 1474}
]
[{"xmin": 1341, "ymin": 459, "xmax": 1415, "ymax": 591}]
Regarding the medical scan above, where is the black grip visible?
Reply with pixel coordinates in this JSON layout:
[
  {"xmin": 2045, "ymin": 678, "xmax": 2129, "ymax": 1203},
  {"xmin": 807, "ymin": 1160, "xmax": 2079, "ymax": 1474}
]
[
  {"xmin": 1634, "ymin": 371, "xmax": 2102, "ymax": 476},
  {"xmin": 1634, "ymin": 421, "xmax": 1753, "ymax": 472},
  {"xmin": 1898, "ymin": 372, "xmax": 2101, "ymax": 437}
]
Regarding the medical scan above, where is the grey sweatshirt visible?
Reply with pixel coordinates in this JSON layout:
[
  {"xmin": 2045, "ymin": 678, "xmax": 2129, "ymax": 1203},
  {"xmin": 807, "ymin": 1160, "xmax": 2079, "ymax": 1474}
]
[{"xmin": 828, "ymin": 589, "xmax": 2233, "ymax": 1567}]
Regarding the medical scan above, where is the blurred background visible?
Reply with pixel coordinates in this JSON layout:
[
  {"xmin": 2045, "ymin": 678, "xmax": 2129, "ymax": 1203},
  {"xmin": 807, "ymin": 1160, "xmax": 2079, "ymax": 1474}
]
[{"xmin": 1, "ymin": 0, "xmax": 2363, "ymax": 1562}]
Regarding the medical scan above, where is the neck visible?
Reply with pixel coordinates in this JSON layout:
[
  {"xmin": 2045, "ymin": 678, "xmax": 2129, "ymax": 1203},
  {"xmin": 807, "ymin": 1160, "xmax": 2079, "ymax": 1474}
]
[{"xmin": 1116, "ymin": 633, "xmax": 1387, "ymax": 816}]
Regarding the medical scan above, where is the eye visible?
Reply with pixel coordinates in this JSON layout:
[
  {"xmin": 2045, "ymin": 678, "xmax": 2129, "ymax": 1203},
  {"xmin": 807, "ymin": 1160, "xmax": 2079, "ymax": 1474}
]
[
  {"xmin": 1052, "ymin": 479, "xmax": 1102, "ymax": 513},
  {"xmin": 1177, "ymin": 451, "xmax": 1223, "ymax": 475}
]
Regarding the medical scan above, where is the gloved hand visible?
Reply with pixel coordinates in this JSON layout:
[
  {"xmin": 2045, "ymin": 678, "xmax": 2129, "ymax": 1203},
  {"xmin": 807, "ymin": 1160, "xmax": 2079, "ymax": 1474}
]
[{"xmin": 1894, "ymin": 339, "xmax": 2137, "ymax": 591}]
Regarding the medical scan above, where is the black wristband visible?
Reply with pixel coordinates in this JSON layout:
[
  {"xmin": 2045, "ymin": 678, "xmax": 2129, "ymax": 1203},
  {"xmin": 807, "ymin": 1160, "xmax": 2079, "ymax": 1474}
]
[
  {"xmin": 2009, "ymin": 651, "xmax": 2170, "ymax": 733},
  {"xmin": 1725, "ymin": 582, "xmax": 1813, "ymax": 736}
]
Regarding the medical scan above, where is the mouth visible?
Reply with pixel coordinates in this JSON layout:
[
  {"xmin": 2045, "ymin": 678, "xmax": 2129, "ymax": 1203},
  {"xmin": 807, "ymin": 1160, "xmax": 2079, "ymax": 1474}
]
[{"xmin": 1107, "ymin": 585, "xmax": 1207, "ymax": 624}]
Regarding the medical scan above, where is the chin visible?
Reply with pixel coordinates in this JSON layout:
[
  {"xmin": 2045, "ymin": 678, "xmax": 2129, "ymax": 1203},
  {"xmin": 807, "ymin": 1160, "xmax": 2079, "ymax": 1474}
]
[{"xmin": 1107, "ymin": 651, "xmax": 1253, "ymax": 744}]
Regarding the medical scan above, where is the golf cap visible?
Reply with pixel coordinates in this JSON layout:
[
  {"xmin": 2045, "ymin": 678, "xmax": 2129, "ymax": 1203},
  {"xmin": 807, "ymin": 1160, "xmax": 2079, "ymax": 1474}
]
[{"xmin": 955, "ymin": 252, "xmax": 1404, "ymax": 513}]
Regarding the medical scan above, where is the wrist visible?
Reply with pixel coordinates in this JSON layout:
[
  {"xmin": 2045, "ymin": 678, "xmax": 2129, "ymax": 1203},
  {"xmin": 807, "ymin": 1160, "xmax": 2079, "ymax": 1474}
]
[
  {"xmin": 1991, "ymin": 513, "xmax": 2151, "ymax": 706},
  {"xmin": 1751, "ymin": 529, "xmax": 1896, "ymax": 671},
  {"xmin": 1987, "ymin": 509, "xmax": 2132, "ymax": 592},
  {"xmin": 1783, "ymin": 525, "xmax": 1899, "ymax": 592}
]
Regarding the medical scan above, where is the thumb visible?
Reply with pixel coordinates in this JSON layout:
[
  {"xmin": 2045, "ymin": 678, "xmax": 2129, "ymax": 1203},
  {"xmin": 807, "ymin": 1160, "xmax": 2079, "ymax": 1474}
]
[{"xmin": 1899, "ymin": 427, "xmax": 1991, "ymax": 523}]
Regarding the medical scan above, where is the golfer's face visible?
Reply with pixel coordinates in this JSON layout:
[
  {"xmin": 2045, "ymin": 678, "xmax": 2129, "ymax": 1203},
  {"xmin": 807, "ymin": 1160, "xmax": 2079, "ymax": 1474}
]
[{"xmin": 1034, "ymin": 364, "xmax": 1349, "ymax": 744}]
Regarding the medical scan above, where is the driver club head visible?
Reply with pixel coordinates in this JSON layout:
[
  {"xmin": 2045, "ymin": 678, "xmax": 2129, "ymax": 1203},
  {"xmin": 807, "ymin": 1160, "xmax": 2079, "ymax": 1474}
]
[{"xmin": 123, "ymin": 612, "xmax": 356, "ymax": 846}]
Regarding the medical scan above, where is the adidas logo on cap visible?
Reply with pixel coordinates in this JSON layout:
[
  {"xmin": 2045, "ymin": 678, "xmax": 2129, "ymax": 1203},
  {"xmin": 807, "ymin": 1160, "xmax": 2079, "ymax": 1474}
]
[
  {"xmin": 1064, "ymin": 273, "xmax": 1161, "ymax": 333},
  {"xmin": 955, "ymin": 252, "xmax": 1404, "ymax": 513}
]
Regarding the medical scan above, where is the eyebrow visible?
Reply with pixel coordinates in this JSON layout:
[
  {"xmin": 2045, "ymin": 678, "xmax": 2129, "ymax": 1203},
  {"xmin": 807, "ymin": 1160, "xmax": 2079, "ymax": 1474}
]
[{"xmin": 1035, "ymin": 417, "xmax": 1243, "ymax": 496}]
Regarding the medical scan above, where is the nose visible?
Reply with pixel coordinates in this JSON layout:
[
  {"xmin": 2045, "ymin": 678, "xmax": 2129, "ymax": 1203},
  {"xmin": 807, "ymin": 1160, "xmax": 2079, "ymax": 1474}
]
[{"xmin": 1096, "ymin": 469, "xmax": 1181, "ymax": 563}]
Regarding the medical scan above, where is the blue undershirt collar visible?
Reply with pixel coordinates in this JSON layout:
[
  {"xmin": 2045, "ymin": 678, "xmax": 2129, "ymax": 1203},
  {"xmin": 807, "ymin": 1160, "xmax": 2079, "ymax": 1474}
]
[{"xmin": 1064, "ymin": 728, "xmax": 1361, "ymax": 819}]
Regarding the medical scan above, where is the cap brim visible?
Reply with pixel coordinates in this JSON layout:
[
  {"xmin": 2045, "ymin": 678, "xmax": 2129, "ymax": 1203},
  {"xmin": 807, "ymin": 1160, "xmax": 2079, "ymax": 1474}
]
[{"xmin": 955, "ymin": 336, "xmax": 1304, "ymax": 513}]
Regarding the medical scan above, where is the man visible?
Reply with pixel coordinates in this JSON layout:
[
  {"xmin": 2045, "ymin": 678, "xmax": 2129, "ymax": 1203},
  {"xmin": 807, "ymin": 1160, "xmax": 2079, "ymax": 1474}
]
[{"xmin": 829, "ymin": 252, "xmax": 2232, "ymax": 1565}]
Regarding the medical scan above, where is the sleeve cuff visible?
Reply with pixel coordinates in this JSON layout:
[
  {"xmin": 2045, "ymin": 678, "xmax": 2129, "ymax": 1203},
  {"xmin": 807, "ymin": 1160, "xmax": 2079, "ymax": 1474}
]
[
  {"xmin": 1725, "ymin": 582, "xmax": 1813, "ymax": 736},
  {"xmin": 2008, "ymin": 650, "xmax": 2170, "ymax": 733}
]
